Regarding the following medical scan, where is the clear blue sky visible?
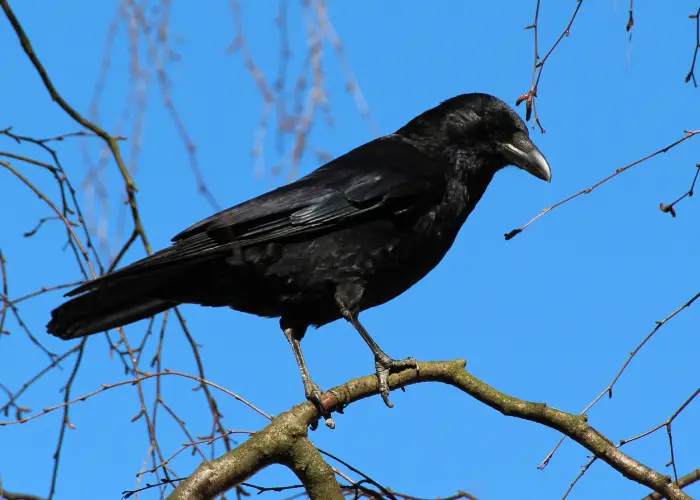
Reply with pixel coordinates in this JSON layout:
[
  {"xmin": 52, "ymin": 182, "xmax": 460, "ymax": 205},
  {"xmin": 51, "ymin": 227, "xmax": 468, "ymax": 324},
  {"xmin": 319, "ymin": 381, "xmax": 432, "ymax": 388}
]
[{"xmin": 2, "ymin": 2, "xmax": 699, "ymax": 499}]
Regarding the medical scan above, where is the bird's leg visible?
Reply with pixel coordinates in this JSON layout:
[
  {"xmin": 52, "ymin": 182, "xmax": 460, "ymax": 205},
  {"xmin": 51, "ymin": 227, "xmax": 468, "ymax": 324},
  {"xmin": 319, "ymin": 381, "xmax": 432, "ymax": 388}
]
[
  {"xmin": 335, "ymin": 284, "xmax": 418, "ymax": 408},
  {"xmin": 280, "ymin": 323, "xmax": 329, "ymax": 421},
  {"xmin": 344, "ymin": 313, "xmax": 418, "ymax": 407}
]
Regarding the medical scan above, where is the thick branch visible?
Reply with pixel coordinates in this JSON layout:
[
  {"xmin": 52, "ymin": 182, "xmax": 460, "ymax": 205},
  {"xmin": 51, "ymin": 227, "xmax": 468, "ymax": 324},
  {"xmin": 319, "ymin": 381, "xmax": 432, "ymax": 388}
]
[
  {"xmin": 643, "ymin": 466, "xmax": 700, "ymax": 500},
  {"xmin": 0, "ymin": 490, "xmax": 46, "ymax": 500},
  {"xmin": 284, "ymin": 438, "xmax": 343, "ymax": 499},
  {"xmin": 168, "ymin": 408, "xmax": 342, "ymax": 500},
  {"xmin": 169, "ymin": 360, "xmax": 689, "ymax": 500}
]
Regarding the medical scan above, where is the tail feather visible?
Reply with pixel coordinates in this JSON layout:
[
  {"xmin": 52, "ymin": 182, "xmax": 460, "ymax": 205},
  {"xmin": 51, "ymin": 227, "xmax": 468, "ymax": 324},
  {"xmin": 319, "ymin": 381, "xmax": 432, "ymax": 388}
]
[
  {"xmin": 47, "ymin": 240, "xmax": 222, "ymax": 340},
  {"xmin": 47, "ymin": 273, "xmax": 180, "ymax": 340},
  {"xmin": 47, "ymin": 292, "xmax": 176, "ymax": 340}
]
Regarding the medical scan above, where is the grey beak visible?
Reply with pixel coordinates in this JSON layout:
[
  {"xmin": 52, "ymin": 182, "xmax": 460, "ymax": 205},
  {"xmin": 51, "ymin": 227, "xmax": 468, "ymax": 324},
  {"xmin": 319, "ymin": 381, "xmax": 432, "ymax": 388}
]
[{"xmin": 501, "ymin": 133, "xmax": 552, "ymax": 183}]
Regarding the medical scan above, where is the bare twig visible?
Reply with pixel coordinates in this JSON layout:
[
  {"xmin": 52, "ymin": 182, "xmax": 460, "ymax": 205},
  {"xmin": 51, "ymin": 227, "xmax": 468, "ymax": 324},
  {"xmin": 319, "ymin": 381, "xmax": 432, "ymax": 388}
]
[
  {"xmin": 685, "ymin": 7, "xmax": 700, "ymax": 86},
  {"xmin": 0, "ymin": 0, "xmax": 152, "ymax": 255},
  {"xmin": 539, "ymin": 291, "xmax": 700, "ymax": 469},
  {"xmin": 660, "ymin": 164, "xmax": 700, "ymax": 217},
  {"xmin": 505, "ymin": 130, "xmax": 700, "ymax": 240},
  {"xmin": 627, "ymin": 0, "xmax": 635, "ymax": 33},
  {"xmin": 620, "ymin": 386, "xmax": 700, "ymax": 483},
  {"xmin": 0, "ymin": 345, "xmax": 81, "ymax": 419},
  {"xmin": 47, "ymin": 340, "xmax": 85, "ymax": 499},
  {"xmin": 517, "ymin": 0, "xmax": 584, "ymax": 132},
  {"xmin": 562, "ymin": 456, "xmax": 597, "ymax": 500},
  {"xmin": 0, "ymin": 369, "xmax": 269, "ymax": 427}
]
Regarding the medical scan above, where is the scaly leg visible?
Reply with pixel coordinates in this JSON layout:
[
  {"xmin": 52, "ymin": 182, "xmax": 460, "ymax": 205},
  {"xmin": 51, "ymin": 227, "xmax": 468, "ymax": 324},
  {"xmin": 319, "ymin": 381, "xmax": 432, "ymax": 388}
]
[
  {"xmin": 280, "ymin": 323, "xmax": 328, "ymax": 419},
  {"xmin": 335, "ymin": 284, "xmax": 418, "ymax": 407}
]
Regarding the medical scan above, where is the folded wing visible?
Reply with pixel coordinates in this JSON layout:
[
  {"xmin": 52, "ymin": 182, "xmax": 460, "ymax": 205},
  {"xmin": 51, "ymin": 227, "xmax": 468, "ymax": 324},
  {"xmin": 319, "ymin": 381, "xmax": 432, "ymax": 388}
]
[{"xmin": 67, "ymin": 136, "xmax": 448, "ymax": 297}]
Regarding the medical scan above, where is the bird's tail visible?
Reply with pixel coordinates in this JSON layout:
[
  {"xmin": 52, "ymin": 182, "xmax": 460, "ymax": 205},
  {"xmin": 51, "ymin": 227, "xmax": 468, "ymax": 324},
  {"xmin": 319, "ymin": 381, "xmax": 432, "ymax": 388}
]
[
  {"xmin": 45, "ymin": 255, "xmax": 196, "ymax": 340},
  {"xmin": 47, "ymin": 280, "xmax": 178, "ymax": 340},
  {"xmin": 47, "ymin": 234, "xmax": 224, "ymax": 340}
]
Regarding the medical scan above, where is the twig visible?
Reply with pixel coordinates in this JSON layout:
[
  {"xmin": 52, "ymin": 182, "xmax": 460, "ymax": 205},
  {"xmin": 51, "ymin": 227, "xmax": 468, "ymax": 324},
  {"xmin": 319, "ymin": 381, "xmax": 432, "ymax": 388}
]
[
  {"xmin": 538, "ymin": 291, "xmax": 700, "ymax": 469},
  {"xmin": 48, "ymin": 341, "xmax": 86, "ymax": 499},
  {"xmin": 0, "ymin": 345, "xmax": 81, "ymax": 419},
  {"xmin": 561, "ymin": 456, "xmax": 597, "ymax": 499},
  {"xmin": 318, "ymin": 449, "xmax": 397, "ymax": 500},
  {"xmin": 137, "ymin": 429, "xmax": 254, "ymax": 478},
  {"xmin": 1, "ymin": 126, "xmax": 106, "ymax": 277},
  {"xmin": 660, "ymin": 164, "xmax": 700, "ymax": 217},
  {"xmin": 0, "ymin": 369, "xmax": 270, "ymax": 426},
  {"xmin": 620, "ymin": 386, "xmax": 700, "ymax": 483},
  {"xmin": 627, "ymin": 0, "xmax": 635, "ymax": 33},
  {"xmin": 685, "ymin": 7, "xmax": 700, "ymax": 86},
  {"xmin": 0, "ymin": 250, "xmax": 8, "ymax": 336},
  {"xmin": 505, "ymin": 129, "xmax": 700, "ymax": 240},
  {"xmin": 122, "ymin": 477, "xmax": 184, "ymax": 499},
  {"xmin": 127, "ymin": 1, "xmax": 220, "ymax": 211},
  {"xmin": 4, "ymin": 282, "xmax": 83, "ymax": 306},
  {"xmin": 0, "ymin": 0, "xmax": 152, "ymax": 254},
  {"xmin": 517, "ymin": 0, "xmax": 584, "ymax": 132}
]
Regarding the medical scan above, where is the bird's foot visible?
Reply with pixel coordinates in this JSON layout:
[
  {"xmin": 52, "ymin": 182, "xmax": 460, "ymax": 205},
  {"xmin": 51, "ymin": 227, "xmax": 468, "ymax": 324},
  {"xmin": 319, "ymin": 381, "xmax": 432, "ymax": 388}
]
[
  {"xmin": 304, "ymin": 380, "xmax": 335, "ymax": 430},
  {"xmin": 374, "ymin": 355, "xmax": 419, "ymax": 408}
]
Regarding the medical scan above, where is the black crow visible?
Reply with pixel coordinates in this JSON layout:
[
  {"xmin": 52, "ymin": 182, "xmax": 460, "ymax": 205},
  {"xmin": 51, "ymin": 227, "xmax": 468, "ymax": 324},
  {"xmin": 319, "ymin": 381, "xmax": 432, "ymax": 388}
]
[{"xmin": 47, "ymin": 93, "xmax": 551, "ymax": 414}]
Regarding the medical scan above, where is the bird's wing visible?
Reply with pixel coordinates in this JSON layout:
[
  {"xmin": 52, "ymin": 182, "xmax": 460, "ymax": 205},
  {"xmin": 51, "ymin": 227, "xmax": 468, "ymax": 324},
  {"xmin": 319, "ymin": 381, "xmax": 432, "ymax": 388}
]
[
  {"xmin": 173, "ymin": 135, "xmax": 448, "ymax": 246},
  {"xmin": 67, "ymin": 136, "xmax": 448, "ymax": 296}
]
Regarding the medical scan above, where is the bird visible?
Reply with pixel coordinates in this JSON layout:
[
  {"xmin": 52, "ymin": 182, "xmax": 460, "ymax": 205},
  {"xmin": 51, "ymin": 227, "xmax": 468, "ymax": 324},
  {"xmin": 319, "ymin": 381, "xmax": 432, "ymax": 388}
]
[{"xmin": 47, "ymin": 92, "xmax": 551, "ymax": 417}]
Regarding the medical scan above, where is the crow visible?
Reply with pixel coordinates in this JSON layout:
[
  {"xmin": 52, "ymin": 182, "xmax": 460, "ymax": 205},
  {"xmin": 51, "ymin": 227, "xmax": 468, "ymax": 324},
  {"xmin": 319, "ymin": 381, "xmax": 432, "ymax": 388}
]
[{"xmin": 47, "ymin": 92, "xmax": 551, "ymax": 415}]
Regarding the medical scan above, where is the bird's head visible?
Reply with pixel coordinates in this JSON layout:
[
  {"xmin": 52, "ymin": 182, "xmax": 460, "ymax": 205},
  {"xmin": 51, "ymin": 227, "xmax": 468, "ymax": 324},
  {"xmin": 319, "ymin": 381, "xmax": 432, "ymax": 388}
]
[{"xmin": 398, "ymin": 93, "xmax": 551, "ymax": 183}]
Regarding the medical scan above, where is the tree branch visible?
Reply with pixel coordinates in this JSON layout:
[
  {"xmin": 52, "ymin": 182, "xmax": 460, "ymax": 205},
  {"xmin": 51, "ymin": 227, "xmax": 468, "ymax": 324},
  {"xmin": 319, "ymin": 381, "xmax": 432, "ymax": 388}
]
[
  {"xmin": 0, "ymin": 0, "xmax": 151, "ymax": 252},
  {"xmin": 643, "ymin": 466, "xmax": 700, "ymax": 500},
  {"xmin": 505, "ymin": 129, "xmax": 700, "ymax": 240},
  {"xmin": 168, "ymin": 410, "xmax": 342, "ymax": 500},
  {"xmin": 0, "ymin": 488, "xmax": 46, "ymax": 500},
  {"xmin": 169, "ymin": 359, "xmax": 690, "ymax": 500}
]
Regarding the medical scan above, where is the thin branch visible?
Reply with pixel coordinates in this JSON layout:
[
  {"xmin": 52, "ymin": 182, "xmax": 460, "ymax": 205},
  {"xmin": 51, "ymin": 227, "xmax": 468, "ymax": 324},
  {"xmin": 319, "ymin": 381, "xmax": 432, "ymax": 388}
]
[
  {"xmin": 517, "ymin": 0, "xmax": 584, "ymax": 132},
  {"xmin": 0, "ymin": 369, "xmax": 269, "ymax": 427},
  {"xmin": 685, "ymin": 7, "xmax": 700, "ymax": 86},
  {"xmin": 562, "ymin": 457, "xmax": 597, "ymax": 499},
  {"xmin": 660, "ymin": 164, "xmax": 700, "ymax": 217},
  {"xmin": 4, "ymin": 282, "xmax": 83, "ymax": 306},
  {"xmin": 539, "ymin": 290, "xmax": 700, "ymax": 469},
  {"xmin": 0, "ymin": 345, "xmax": 80, "ymax": 420},
  {"xmin": 505, "ymin": 129, "xmax": 700, "ymax": 240},
  {"xmin": 381, "ymin": 490, "xmax": 476, "ymax": 500},
  {"xmin": 137, "ymin": 429, "xmax": 255, "ymax": 478},
  {"xmin": 47, "ymin": 340, "xmax": 86, "ymax": 499},
  {"xmin": 1, "ymin": 126, "xmax": 107, "ymax": 277},
  {"xmin": 0, "ymin": 0, "xmax": 152, "ymax": 254},
  {"xmin": 1, "ymin": 6, "xmax": 237, "ymax": 490},
  {"xmin": 627, "ymin": 0, "xmax": 635, "ymax": 33},
  {"xmin": 0, "ymin": 249, "xmax": 8, "ymax": 336},
  {"xmin": 126, "ymin": 1, "xmax": 220, "ymax": 211},
  {"xmin": 318, "ymin": 449, "xmax": 396, "ymax": 500},
  {"xmin": 620, "ymin": 386, "xmax": 700, "ymax": 484}
]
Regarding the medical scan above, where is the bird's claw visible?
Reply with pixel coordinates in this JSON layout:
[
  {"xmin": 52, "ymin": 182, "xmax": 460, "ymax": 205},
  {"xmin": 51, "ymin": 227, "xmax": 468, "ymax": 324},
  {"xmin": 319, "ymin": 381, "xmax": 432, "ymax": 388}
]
[
  {"xmin": 304, "ymin": 380, "xmax": 334, "ymax": 430},
  {"xmin": 374, "ymin": 355, "xmax": 418, "ymax": 408}
]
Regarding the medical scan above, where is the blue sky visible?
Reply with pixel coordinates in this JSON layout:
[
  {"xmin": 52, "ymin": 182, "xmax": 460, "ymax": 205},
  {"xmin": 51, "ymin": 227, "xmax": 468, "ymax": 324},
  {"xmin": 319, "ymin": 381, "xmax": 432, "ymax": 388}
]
[{"xmin": 1, "ymin": 2, "xmax": 699, "ymax": 499}]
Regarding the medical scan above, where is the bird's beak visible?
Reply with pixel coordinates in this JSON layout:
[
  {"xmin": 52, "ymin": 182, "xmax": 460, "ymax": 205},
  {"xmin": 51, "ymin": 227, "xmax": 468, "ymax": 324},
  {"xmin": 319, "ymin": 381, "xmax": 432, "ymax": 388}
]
[{"xmin": 501, "ymin": 133, "xmax": 551, "ymax": 183}]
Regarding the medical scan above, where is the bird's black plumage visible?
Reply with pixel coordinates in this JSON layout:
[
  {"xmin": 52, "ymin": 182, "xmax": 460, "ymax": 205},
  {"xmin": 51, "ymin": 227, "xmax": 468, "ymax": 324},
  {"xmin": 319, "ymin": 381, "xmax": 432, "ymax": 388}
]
[{"xmin": 47, "ymin": 92, "xmax": 551, "ymax": 411}]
